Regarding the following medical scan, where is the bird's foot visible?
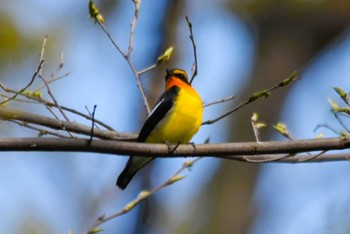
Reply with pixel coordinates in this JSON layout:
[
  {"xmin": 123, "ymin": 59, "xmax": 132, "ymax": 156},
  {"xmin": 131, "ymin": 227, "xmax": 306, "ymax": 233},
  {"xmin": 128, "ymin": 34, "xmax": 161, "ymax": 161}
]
[
  {"xmin": 188, "ymin": 141, "xmax": 196, "ymax": 149},
  {"xmin": 166, "ymin": 142, "xmax": 180, "ymax": 154}
]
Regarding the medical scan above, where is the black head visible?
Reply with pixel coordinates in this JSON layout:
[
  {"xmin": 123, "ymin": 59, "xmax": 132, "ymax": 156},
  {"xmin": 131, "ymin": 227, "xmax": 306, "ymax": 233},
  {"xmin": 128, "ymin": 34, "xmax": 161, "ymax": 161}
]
[{"xmin": 165, "ymin": 69, "xmax": 189, "ymax": 83}]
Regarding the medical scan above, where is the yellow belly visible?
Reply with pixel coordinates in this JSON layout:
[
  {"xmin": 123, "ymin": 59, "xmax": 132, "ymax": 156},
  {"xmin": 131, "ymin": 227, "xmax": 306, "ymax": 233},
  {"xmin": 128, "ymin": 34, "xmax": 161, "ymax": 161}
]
[{"xmin": 146, "ymin": 87, "xmax": 203, "ymax": 144}]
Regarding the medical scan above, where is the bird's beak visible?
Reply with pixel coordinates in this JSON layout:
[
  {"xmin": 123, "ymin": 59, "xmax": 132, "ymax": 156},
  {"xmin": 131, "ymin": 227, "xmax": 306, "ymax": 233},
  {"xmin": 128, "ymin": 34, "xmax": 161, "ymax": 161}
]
[{"xmin": 166, "ymin": 69, "xmax": 173, "ymax": 76}]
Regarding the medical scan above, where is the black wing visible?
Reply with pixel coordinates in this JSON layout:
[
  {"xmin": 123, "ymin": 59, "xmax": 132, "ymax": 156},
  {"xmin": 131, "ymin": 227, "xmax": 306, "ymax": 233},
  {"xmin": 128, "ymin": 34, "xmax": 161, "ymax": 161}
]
[{"xmin": 137, "ymin": 86, "xmax": 179, "ymax": 142}]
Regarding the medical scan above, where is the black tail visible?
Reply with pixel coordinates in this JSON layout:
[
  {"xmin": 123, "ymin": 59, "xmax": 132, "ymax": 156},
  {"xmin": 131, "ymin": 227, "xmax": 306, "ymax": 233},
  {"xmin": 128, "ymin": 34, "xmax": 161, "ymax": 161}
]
[
  {"xmin": 116, "ymin": 167, "xmax": 137, "ymax": 190},
  {"xmin": 117, "ymin": 156, "xmax": 154, "ymax": 190}
]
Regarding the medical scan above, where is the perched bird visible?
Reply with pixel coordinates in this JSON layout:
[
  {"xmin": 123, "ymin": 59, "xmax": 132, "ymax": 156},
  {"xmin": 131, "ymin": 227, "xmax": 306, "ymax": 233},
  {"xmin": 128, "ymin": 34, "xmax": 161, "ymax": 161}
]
[{"xmin": 117, "ymin": 68, "xmax": 203, "ymax": 189}]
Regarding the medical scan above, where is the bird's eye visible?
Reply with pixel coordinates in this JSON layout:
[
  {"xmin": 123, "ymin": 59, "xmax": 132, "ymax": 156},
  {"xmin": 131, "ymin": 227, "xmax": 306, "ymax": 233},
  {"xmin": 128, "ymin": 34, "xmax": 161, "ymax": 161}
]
[{"xmin": 177, "ymin": 74, "xmax": 186, "ymax": 81}]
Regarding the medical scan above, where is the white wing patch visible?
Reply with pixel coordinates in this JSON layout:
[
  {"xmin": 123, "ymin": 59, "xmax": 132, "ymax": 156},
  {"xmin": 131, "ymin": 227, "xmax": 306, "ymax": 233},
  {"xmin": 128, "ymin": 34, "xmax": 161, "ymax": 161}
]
[{"xmin": 148, "ymin": 98, "xmax": 165, "ymax": 117}]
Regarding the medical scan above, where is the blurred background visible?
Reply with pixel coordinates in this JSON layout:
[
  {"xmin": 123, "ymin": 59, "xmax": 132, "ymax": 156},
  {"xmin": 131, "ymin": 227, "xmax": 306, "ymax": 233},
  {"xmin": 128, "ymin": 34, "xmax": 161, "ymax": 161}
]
[{"xmin": 1, "ymin": 0, "xmax": 350, "ymax": 233}]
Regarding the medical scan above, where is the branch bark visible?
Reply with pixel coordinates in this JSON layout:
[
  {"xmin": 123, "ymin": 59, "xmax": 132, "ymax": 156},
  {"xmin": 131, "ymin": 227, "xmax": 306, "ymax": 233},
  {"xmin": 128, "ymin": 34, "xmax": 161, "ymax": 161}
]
[
  {"xmin": 0, "ymin": 137, "xmax": 349, "ymax": 163},
  {"xmin": 0, "ymin": 107, "xmax": 136, "ymax": 140}
]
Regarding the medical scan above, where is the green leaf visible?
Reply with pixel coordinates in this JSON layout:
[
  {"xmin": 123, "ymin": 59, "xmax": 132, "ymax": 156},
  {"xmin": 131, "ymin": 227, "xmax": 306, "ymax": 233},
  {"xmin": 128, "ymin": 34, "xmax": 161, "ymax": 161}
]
[
  {"xmin": 248, "ymin": 90, "xmax": 270, "ymax": 102},
  {"xmin": 157, "ymin": 46, "xmax": 173, "ymax": 64},
  {"xmin": 88, "ymin": 227, "xmax": 103, "ymax": 234},
  {"xmin": 328, "ymin": 98, "xmax": 340, "ymax": 112},
  {"xmin": 315, "ymin": 132, "xmax": 324, "ymax": 139},
  {"xmin": 88, "ymin": 0, "xmax": 105, "ymax": 24},
  {"xmin": 168, "ymin": 175, "xmax": 186, "ymax": 185},
  {"xmin": 273, "ymin": 122, "xmax": 289, "ymax": 138},
  {"xmin": 333, "ymin": 87, "xmax": 348, "ymax": 103},
  {"xmin": 279, "ymin": 70, "xmax": 299, "ymax": 87}
]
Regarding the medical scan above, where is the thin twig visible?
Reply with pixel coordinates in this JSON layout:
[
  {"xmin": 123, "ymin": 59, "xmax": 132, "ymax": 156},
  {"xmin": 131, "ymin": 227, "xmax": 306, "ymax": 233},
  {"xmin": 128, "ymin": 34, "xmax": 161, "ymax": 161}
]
[
  {"xmin": 251, "ymin": 125, "xmax": 260, "ymax": 142},
  {"xmin": 0, "ymin": 60, "xmax": 44, "ymax": 106},
  {"xmin": 138, "ymin": 64, "xmax": 157, "ymax": 75},
  {"xmin": 37, "ymin": 72, "xmax": 72, "ymax": 91},
  {"xmin": 85, "ymin": 157, "xmax": 201, "ymax": 233},
  {"xmin": 126, "ymin": 0, "xmax": 150, "ymax": 113},
  {"xmin": 221, "ymin": 152, "xmax": 350, "ymax": 163},
  {"xmin": 203, "ymin": 95, "xmax": 235, "ymax": 108},
  {"xmin": 97, "ymin": 21, "xmax": 126, "ymax": 57},
  {"xmin": 251, "ymin": 113, "xmax": 261, "ymax": 142},
  {"xmin": 85, "ymin": 105, "xmax": 99, "ymax": 130},
  {"xmin": 38, "ymin": 76, "xmax": 72, "ymax": 122},
  {"xmin": 0, "ymin": 107, "xmax": 136, "ymax": 140},
  {"xmin": 201, "ymin": 98, "xmax": 251, "ymax": 125},
  {"xmin": 24, "ymin": 90, "xmax": 111, "ymax": 130},
  {"xmin": 298, "ymin": 150, "xmax": 327, "ymax": 162},
  {"xmin": 185, "ymin": 16, "xmax": 198, "ymax": 84},
  {"xmin": 242, "ymin": 153, "xmax": 296, "ymax": 163},
  {"xmin": 334, "ymin": 112, "xmax": 350, "ymax": 133},
  {"xmin": 37, "ymin": 36, "xmax": 72, "ymax": 136},
  {"xmin": 37, "ymin": 63, "xmax": 75, "ymax": 138},
  {"xmin": 1, "ymin": 86, "xmax": 115, "ymax": 131},
  {"xmin": 96, "ymin": 4, "xmax": 151, "ymax": 114},
  {"xmin": 314, "ymin": 124, "xmax": 340, "ymax": 135},
  {"xmin": 37, "ymin": 51, "xmax": 67, "ymax": 91},
  {"xmin": 39, "ymin": 35, "xmax": 48, "ymax": 73},
  {"xmin": 10, "ymin": 120, "xmax": 70, "ymax": 138},
  {"xmin": 37, "ymin": 36, "xmax": 71, "ymax": 123},
  {"xmin": 127, "ymin": 0, "xmax": 140, "ymax": 57},
  {"xmin": 45, "ymin": 105, "xmax": 62, "ymax": 121},
  {"xmin": 202, "ymin": 71, "xmax": 299, "ymax": 125},
  {"xmin": 126, "ymin": 58, "xmax": 151, "ymax": 114},
  {"xmin": 89, "ymin": 105, "xmax": 97, "ymax": 143}
]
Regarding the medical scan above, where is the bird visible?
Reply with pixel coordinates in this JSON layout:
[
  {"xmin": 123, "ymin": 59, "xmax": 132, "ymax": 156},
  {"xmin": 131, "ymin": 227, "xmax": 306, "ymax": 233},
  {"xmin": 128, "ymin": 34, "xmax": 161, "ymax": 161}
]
[{"xmin": 117, "ymin": 68, "xmax": 203, "ymax": 189}]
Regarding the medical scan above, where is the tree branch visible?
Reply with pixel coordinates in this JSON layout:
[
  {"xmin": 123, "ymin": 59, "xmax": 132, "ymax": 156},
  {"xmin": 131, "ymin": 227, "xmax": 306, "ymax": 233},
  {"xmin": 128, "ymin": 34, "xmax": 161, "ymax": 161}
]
[
  {"xmin": 0, "ymin": 86, "xmax": 115, "ymax": 131},
  {"xmin": 202, "ymin": 71, "xmax": 299, "ymax": 125},
  {"xmin": 0, "ymin": 60, "xmax": 44, "ymax": 106},
  {"xmin": 94, "ymin": 1, "xmax": 151, "ymax": 114},
  {"xmin": 186, "ymin": 16, "xmax": 198, "ymax": 84},
  {"xmin": 86, "ymin": 157, "xmax": 200, "ymax": 234},
  {"xmin": 0, "ymin": 107, "xmax": 136, "ymax": 140},
  {"xmin": 0, "ymin": 137, "xmax": 349, "ymax": 163}
]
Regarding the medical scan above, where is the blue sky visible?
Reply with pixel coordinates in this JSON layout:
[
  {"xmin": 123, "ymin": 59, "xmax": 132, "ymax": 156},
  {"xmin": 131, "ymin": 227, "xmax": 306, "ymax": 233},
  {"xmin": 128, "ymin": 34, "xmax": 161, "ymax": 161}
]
[{"xmin": 1, "ymin": 1, "xmax": 350, "ymax": 234}]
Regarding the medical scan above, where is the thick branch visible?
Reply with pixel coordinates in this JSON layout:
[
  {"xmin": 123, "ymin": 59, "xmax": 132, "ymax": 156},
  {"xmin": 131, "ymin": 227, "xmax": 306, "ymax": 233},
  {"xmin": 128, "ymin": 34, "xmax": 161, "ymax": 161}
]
[{"xmin": 0, "ymin": 137, "xmax": 349, "ymax": 163}]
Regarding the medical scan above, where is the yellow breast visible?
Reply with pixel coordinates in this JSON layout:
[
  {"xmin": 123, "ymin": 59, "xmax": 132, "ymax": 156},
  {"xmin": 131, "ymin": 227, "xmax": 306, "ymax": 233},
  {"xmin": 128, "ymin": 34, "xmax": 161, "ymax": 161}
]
[{"xmin": 146, "ymin": 86, "xmax": 203, "ymax": 144}]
